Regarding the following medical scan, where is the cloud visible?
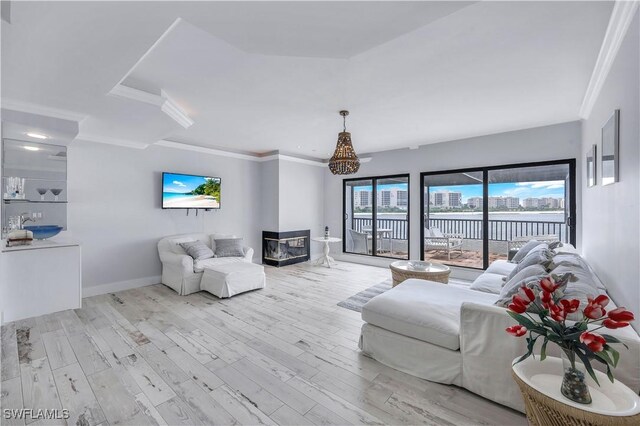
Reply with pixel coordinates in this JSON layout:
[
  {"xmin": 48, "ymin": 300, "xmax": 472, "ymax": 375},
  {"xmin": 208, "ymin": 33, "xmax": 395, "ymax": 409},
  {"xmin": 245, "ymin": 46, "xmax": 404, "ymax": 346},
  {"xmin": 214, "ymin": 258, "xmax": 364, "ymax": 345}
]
[
  {"xmin": 515, "ymin": 181, "xmax": 565, "ymax": 190},
  {"xmin": 173, "ymin": 180, "xmax": 186, "ymax": 187}
]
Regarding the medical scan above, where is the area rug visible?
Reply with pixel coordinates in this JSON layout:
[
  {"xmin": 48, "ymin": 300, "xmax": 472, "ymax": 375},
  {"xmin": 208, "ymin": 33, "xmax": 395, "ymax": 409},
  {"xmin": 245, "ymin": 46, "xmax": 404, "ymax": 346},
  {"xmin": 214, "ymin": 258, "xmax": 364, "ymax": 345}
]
[{"xmin": 337, "ymin": 279, "xmax": 392, "ymax": 312}]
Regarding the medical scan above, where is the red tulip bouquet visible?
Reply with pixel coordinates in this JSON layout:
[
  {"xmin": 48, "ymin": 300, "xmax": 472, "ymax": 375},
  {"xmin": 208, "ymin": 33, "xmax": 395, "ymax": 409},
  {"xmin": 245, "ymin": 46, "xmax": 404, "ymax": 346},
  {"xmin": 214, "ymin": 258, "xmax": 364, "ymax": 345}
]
[{"xmin": 505, "ymin": 275, "xmax": 635, "ymax": 404}]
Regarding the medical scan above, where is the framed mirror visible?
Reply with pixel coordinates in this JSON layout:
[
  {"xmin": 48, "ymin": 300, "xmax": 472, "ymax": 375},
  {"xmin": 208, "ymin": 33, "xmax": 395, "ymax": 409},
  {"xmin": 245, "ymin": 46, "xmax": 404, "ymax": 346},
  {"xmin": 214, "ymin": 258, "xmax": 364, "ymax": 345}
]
[
  {"xmin": 601, "ymin": 110, "xmax": 619, "ymax": 186},
  {"xmin": 586, "ymin": 144, "xmax": 596, "ymax": 187}
]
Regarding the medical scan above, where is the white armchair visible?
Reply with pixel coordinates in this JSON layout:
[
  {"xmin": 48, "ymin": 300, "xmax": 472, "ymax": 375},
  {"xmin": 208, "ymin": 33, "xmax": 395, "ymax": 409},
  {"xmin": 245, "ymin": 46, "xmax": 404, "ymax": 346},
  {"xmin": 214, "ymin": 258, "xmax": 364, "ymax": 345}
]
[
  {"xmin": 424, "ymin": 227, "xmax": 464, "ymax": 260},
  {"xmin": 158, "ymin": 233, "xmax": 253, "ymax": 295}
]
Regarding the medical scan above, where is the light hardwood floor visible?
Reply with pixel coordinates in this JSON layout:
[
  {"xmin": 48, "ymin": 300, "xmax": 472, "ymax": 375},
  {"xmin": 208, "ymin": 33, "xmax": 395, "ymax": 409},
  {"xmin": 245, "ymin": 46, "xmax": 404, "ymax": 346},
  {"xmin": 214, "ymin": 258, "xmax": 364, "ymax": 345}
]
[{"xmin": 1, "ymin": 262, "xmax": 525, "ymax": 426}]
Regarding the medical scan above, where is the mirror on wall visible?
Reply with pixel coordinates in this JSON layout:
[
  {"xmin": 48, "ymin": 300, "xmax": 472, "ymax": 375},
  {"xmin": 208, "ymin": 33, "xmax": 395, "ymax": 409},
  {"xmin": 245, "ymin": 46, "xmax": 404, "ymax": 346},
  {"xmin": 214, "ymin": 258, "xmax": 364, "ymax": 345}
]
[{"xmin": 2, "ymin": 138, "xmax": 68, "ymax": 232}]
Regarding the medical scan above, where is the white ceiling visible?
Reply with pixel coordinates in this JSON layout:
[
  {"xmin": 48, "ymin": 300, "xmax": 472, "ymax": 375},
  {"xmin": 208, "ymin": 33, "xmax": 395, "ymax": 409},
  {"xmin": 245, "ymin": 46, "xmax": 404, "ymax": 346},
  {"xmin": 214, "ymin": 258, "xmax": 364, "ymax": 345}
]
[{"xmin": 1, "ymin": 1, "xmax": 613, "ymax": 158}]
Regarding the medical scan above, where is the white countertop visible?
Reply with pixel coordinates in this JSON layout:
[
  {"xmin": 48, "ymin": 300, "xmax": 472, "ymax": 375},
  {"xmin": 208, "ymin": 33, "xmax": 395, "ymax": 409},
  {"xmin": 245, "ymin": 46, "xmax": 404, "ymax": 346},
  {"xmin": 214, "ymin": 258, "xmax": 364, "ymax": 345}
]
[{"xmin": 1, "ymin": 237, "xmax": 80, "ymax": 252}]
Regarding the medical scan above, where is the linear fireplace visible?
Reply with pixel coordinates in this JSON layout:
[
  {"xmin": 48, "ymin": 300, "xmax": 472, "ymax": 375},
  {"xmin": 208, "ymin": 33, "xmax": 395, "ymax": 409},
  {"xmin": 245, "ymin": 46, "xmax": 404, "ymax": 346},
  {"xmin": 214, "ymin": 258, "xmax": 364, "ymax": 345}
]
[{"xmin": 262, "ymin": 230, "xmax": 310, "ymax": 267}]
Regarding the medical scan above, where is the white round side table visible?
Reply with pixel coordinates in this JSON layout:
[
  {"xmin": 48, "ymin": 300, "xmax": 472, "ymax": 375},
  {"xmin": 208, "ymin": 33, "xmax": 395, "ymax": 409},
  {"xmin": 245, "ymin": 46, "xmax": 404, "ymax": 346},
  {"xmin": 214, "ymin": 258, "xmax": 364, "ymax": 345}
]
[
  {"xmin": 311, "ymin": 237, "xmax": 342, "ymax": 268},
  {"xmin": 512, "ymin": 356, "xmax": 640, "ymax": 425}
]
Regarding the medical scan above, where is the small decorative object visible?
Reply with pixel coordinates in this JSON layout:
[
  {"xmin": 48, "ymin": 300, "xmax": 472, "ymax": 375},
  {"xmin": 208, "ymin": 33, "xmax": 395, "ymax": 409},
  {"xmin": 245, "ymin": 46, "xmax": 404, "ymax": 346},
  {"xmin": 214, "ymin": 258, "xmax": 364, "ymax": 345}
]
[
  {"xmin": 328, "ymin": 110, "xmax": 360, "ymax": 175},
  {"xmin": 586, "ymin": 145, "xmax": 596, "ymax": 187},
  {"xmin": 601, "ymin": 109, "xmax": 619, "ymax": 186},
  {"xmin": 6, "ymin": 229, "xmax": 33, "ymax": 247},
  {"xmin": 36, "ymin": 188, "xmax": 48, "ymax": 201},
  {"xmin": 4, "ymin": 177, "xmax": 26, "ymax": 199},
  {"xmin": 506, "ymin": 275, "xmax": 635, "ymax": 405},
  {"xmin": 50, "ymin": 188, "xmax": 63, "ymax": 201},
  {"xmin": 324, "ymin": 226, "xmax": 330, "ymax": 239}
]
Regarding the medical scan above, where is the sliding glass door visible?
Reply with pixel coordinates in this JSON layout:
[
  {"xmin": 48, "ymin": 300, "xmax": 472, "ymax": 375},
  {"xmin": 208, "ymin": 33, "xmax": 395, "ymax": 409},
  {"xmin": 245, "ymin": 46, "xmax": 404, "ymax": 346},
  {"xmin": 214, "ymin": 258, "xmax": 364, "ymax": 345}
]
[
  {"xmin": 344, "ymin": 175, "xmax": 409, "ymax": 259},
  {"xmin": 422, "ymin": 171, "xmax": 485, "ymax": 269},
  {"xmin": 421, "ymin": 160, "xmax": 575, "ymax": 269}
]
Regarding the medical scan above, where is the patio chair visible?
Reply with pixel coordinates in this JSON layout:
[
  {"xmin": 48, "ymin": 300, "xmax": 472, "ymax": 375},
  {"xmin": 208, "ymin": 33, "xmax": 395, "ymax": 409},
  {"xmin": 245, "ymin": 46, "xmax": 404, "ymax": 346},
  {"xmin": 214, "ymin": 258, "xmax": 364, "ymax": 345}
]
[
  {"xmin": 348, "ymin": 229, "xmax": 371, "ymax": 254},
  {"xmin": 424, "ymin": 227, "xmax": 464, "ymax": 260}
]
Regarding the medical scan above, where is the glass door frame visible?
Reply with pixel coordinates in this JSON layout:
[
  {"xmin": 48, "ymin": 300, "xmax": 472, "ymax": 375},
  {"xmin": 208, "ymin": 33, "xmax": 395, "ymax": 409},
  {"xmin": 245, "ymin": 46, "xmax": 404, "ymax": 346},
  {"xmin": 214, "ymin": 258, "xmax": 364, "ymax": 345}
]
[
  {"xmin": 420, "ymin": 159, "xmax": 576, "ymax": 270},
  {"xmin": 342, "ymin": 173, "xmax": 411, "ymax": 259}
]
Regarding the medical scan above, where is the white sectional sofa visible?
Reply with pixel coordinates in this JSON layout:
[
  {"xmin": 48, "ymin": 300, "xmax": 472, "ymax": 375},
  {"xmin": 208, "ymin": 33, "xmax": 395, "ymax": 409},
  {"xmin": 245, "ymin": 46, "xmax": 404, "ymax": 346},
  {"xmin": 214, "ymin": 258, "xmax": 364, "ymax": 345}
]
[
  {"xmin": 359, "ymin": 245, "xmax": 640, "ymax": 413},
  {"xmin": 158, "ymin": 233, "xmax": 254, "ymax": 295}
]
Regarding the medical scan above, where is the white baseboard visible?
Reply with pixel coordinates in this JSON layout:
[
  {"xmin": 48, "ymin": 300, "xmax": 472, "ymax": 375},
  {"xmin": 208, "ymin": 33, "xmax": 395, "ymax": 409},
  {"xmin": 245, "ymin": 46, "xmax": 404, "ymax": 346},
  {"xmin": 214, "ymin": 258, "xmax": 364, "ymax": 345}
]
[{"xmin": 83, "ymin": 275, "xmax": 161, "ymax": 298}]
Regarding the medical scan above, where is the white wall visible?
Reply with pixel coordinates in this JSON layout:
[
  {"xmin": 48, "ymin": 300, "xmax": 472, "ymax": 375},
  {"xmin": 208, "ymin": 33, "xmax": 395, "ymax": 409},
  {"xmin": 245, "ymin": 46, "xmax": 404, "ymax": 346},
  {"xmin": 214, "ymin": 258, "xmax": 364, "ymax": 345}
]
[
  {"xmin": 260, "ymin": 158, "xmax": 325, "ymax": 257},
  {"xmin": 260, "ymin": 159, "xmax": 280, "ymax": 232},
  {"xmin": 67, "ymin": 142, "xmax": 262, "ymax": 293},
  {"xmin": 278, "ymin": 160, "xmax": 325, "ymax": 237},
  {"xmin": 324, "ymin": 121, "xmax": 582, "ymax": 268},
  {"xmin": 581, "ymin": 11, "xmax": 639, "ymax": 331}
]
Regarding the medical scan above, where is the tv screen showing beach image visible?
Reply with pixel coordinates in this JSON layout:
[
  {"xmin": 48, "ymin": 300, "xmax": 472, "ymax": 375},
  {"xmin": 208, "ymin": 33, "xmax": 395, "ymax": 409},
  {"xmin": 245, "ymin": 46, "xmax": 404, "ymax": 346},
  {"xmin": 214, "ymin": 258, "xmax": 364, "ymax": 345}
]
[{"xmin": 162, "ymin": 173, "xmax": 221, "ymax": 209}]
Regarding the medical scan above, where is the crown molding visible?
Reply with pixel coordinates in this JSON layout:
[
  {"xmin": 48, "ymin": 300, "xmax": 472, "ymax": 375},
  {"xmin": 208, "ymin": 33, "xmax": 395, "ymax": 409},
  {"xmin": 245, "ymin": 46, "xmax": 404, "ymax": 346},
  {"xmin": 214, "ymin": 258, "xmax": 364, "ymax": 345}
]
[
  {"xmin": 155, "ymin": 139, "xmax": 263, "ymax": 161},
  {"xmin": 76, "ymin": 133, "xmax": 150, "ymax": 149},
  {"xmin": 108, "ymin": 85, "xmax": 194, "ymax": 129},
  {"xmin": 579, "ymin": 0, "xmax": 639, "ymax": 119},
  {"xmin": 1, "ymin": 98, "xmax": 87, "ymax": 122},
  {"xmin": 108, "ymin": 84, "xmax": 162, "ymax": 107},
  {"xmin": 160, "ymin": 90, "xmax": 194, "ymax": 128}
]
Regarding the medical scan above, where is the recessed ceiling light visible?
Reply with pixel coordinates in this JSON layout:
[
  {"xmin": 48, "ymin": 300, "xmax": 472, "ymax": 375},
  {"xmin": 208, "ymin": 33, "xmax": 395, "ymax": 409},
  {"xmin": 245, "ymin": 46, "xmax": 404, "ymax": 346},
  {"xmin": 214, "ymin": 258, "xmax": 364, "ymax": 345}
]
[
  {"xmin": 26, "ymin": 132, "xmax": 48, "ymax": 139},
  {"xmin": 24, "ymin": 146, "xmax": 40, "ymax": 151},
  {"xmin": 297, "ymin": 145, "xmax": 302, "ymax": 149}
]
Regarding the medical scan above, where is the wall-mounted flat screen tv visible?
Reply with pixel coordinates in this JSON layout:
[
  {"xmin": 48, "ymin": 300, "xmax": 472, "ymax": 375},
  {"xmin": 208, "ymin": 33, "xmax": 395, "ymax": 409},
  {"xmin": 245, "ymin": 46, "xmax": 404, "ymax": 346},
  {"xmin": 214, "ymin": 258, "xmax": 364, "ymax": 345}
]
[{"xmin": 162, "ymin": 172, "xmax": 221, "ymax": 209}]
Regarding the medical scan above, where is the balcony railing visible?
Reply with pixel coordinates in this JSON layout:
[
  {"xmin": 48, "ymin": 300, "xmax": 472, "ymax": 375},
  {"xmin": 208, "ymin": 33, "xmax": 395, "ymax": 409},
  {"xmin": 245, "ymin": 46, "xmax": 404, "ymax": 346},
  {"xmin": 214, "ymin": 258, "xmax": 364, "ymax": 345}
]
[{"xmin": 351, "ymin": 217, "xmax": 568, "ymax": 242}]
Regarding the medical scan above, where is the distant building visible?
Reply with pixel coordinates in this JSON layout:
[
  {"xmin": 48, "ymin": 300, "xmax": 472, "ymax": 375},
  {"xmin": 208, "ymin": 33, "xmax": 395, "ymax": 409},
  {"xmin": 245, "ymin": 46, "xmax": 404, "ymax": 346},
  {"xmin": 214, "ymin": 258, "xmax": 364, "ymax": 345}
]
[
  {"xmin": 397, "ymin": 190, "xmax": 408, "ymax": 207},
  {"xmin": 430, "ymin": 191, "xmax": 462, "ymax": 208},
  {"xmin": 378, "ymin": 190, "xmax": 392, "ymax": 207},
  {"xmin": 522, "ymin": 197, "xmax": 564, "ymax": 209},
  {"xmin": 467, "ymin": 197, "xmax": 483, "ymax": 209},
  {"xmin": 487, "ymin": 196, "xmax": 520, "ymax": 209},
  {"xmin": 354, "ymin": 190, "xmax": 371, "ymax": 208}
]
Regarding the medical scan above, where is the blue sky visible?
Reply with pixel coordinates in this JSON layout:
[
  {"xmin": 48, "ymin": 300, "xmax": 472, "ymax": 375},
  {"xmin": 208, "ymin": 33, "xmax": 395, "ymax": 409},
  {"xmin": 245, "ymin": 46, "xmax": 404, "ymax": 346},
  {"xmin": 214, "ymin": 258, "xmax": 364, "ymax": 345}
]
[
  {"xmin": 427, "ymin": 181, "xmax": 565, "ymax": 201},
  {"xmin": 163, "ymin": 173, "xmax": 217, "ymax": 193},
  {"xmin": 352, "ymin": 181, "xmax": 564, "ymax": 200}
]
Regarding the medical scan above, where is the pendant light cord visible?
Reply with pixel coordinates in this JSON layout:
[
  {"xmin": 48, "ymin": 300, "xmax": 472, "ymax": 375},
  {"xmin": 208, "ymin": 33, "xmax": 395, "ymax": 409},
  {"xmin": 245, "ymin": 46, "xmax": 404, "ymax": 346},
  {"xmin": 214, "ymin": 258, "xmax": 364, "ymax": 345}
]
[{"xmin": 343, "ymin": 114, "xmax": 346, "ymax": 132}]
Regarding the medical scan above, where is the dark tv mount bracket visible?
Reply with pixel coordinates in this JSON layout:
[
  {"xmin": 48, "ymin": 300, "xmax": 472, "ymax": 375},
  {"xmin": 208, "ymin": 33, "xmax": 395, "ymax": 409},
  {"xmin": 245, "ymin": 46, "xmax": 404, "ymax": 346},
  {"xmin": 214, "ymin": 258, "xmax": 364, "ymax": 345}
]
[{"xmin": 185, "ymin": 208, "xmax": 215, "ymax": 216}]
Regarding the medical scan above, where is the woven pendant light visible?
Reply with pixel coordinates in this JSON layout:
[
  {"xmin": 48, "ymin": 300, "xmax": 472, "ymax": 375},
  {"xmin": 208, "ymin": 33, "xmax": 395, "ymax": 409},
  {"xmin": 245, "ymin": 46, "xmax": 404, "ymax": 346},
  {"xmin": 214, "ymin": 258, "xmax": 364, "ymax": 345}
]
[{"xmin": 329, "ymin": 110, "xmax": 360, "ymax": 175}]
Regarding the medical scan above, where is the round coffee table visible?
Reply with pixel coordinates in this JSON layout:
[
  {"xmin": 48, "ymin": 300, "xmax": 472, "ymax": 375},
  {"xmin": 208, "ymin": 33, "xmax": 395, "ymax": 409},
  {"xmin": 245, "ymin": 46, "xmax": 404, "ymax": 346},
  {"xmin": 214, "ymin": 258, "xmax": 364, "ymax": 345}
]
[
  {"xmin": 389, "ymin": 260, "xmax": 450, "ymax": 286},
  {"xmin": 512, "ymin": 356, "xmax": 640, "ymax": 425}
]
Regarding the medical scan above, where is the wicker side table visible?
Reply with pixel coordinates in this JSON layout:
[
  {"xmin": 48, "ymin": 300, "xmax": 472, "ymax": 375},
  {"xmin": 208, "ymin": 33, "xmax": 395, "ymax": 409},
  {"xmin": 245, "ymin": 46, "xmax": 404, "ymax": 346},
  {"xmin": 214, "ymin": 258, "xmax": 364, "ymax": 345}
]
[
  {"xmin": 389, "ymin": 260, "xmax": 451, "ymax": 286},
  {"xmin": 512, "ymin": 357, "xmax": 640, "ymax": 426}
]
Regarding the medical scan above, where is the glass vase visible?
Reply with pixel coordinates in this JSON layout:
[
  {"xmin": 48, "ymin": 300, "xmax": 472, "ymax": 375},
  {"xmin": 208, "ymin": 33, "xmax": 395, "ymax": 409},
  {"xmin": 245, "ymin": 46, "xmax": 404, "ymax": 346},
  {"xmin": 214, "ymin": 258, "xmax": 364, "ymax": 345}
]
[{"xmin": 560, "ymin": 350, "xmax": 592, "ymax": 404}]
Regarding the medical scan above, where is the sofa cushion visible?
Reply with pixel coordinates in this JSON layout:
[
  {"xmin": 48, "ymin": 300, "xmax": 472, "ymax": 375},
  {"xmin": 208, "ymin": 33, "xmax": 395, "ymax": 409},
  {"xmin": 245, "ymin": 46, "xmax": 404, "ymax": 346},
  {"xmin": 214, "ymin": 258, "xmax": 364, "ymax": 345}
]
[
  {"xmin": 193, "ymin": 256, "xmax": 245, "ymax": 273},
  {"xmin": 510, "ymin": 240, "xmax": 545, "ymax": 263},
  {"xmin": 362, "ymin": 279, "xmax": 499, "ymax": 351},
  {"xmin": 469, "ymin": 273, "xmax": 505, "ymax": 294},
  {"xmin": 485, "ymin": 260, "xmax": 517, "ymax": 277}
]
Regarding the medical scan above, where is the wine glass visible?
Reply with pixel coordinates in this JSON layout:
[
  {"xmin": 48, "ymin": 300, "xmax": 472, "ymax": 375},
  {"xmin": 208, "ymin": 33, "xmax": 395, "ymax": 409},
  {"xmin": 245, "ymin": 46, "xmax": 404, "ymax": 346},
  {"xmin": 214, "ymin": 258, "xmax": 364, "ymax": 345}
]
[
  {"xmin": 50, "ymin": 188, "xmax": 63, "ymax": 201},
  {"xmin": 36, "ymin": 188, "xmax": 48, "ymax": 201}
]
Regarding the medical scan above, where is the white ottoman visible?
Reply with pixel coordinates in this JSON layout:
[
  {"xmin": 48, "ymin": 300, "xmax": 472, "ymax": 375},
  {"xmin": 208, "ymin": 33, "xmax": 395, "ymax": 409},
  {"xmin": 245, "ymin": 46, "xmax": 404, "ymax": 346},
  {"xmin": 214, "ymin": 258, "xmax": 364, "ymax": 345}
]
[{"xmin": 201, "ymin": 262, "xmax": 266, "ymax": 298}]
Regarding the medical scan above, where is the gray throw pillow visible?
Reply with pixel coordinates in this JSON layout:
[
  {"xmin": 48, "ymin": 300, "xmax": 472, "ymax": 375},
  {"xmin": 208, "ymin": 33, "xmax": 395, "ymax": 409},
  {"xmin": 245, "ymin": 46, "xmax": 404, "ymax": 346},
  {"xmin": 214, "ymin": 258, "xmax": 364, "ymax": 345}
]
[
  {"xmin": 505, "ymin": 245, "xmax": 553, "ymax": 282},
  {"xmin": 510, "ymin": 240, "xmax": 545, "ymax": 264},
  {"xmin": 180, "ymin": 240, "xmax": 214, "ymax": 261},
  {"xmin": 214, "ymin": 238, "xmax": 245, "ymax": 258},
  {"xmin": 498, "ymin": 264, "xmax": 548, "ymax": 300},
  {"xmin": 495, "ymin": 272, "xmax": 572, "ymax": 309},
  {"xmin": 548, "ymin": 241, "xmax": 563, "ymax": 250},
  {"xmin": 549, "ymin": 264, "xmax": 606, "ymax": 319}
]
